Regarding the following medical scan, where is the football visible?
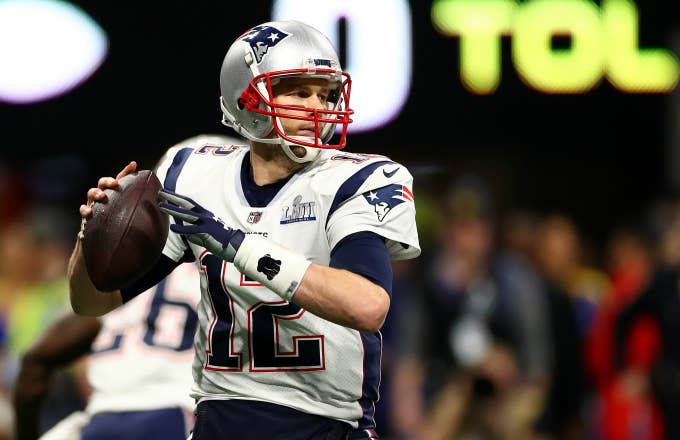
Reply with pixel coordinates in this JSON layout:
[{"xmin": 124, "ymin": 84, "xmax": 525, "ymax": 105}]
[{"xmin": 82, "ymin": 170, "xmax": 169, "ymax": 291}]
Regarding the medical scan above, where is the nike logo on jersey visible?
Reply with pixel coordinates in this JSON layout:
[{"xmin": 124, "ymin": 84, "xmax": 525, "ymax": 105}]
[{"xmin": 383, "ymin": 167, "xmax": 400, "ymax": 178}]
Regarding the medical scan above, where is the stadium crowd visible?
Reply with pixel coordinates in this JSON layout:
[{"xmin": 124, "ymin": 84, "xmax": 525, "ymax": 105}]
[{"xmin": 0, "ymin": 153, "xmax": 678, "ymax": 440}]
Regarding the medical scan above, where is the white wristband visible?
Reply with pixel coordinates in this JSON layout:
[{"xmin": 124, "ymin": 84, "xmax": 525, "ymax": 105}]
[{"xmin": 233, "ymin": 234, "xmax": 311, "ymax": 301}]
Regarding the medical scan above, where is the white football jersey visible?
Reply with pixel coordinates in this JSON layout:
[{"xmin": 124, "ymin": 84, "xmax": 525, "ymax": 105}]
[
  {"xmin": 155, "ymin": 141, "xmax": 420, "ymax": 427},
  {"xmin": 86, "ymin": 263, "xmax": 200, "ymax": 414}
]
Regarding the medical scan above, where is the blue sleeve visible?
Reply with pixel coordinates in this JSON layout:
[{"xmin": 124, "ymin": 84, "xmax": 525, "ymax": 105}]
[
  {"xmin": 329, "ymin": 231, "xmax": 393, "ymax": 295},
  {"xmin": 119, "ymin": 251, "xmax": 193, "ymax": 303}
]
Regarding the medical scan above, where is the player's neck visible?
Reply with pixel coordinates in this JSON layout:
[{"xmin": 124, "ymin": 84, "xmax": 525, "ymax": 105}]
[{"xmin": 249, "ymin": 143, "xmax": 305, "ymax": 186}]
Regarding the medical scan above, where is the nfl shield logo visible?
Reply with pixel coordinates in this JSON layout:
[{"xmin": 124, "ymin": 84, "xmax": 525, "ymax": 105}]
[{"xmin": 247, "ymin": 211, "xmax": 262, "ymax": 224}]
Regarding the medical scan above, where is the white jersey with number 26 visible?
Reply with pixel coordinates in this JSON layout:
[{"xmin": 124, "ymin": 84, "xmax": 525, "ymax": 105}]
[
  {"xmin": 155, "ymin": 141, "xmax": 420, "ymax": 428},
  {"xmin": 87, "ymin": 263, "xmax": 200, "ymax": 415}
]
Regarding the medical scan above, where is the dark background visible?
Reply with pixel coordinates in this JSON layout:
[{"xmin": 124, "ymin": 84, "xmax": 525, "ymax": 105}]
[{"xmin": 1, "ymin": 0, "xmax": 678, "ymax": 252}]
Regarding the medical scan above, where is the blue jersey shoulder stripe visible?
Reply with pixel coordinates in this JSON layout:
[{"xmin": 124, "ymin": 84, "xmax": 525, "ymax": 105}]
[
  {"xmin": 326, "ymin": 160, "xmax": 394, "ymax": 226},
  {"xmin": 162, "ymin": 147, "xmax": 194, "ymax": 254},
  {"xmin": 164, "ymin": 147, "xmax": 193, "ymax": 191}
]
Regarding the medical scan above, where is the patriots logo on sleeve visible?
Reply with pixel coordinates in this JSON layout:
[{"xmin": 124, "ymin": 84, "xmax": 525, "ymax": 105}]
[
  {"xmin": 363, "ymin": 184, "xmax": 414, "ymax": 222},
  {"xmin": 240, "ymin": 25, "xmax": 290, "ymax": 63}
]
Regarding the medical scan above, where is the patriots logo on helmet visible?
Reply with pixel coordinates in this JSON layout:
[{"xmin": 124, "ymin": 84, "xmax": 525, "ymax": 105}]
[
  {"xmin": 363, "ymin": 184, "xmax": 414, "ymax": 222},
  {"xmin": 240, "ymin": 25, "xmax": 290, "ymax": 63}
]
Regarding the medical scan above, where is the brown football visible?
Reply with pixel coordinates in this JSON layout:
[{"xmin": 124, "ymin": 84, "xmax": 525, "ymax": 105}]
[{"xmin": 82, "ymin": 170, "xmax": 169, "ymax": 291}]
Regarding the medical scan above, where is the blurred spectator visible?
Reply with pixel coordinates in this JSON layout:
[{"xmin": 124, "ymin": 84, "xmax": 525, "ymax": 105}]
[
  {"xmin": 530, "ymin": 213, "xmax": 590, "ymax": 440},
  {"xmin": 0, "ymin": 156, "xmax": 87, "ymax": 439},
  {"xmin": 0, "ymin": 222, "xmax": 37, "ymax": 314},
  {"xmin": 498, "ymin": 210, "xmax": 552, "ymax": 384},
  {"xmin": 615, "ymin": 198, "xmax": 680, "ymax": 439},
  {"xmin": 4, "ymin": 206, "xmax": 74, "ymax": 373},
  {"xmin": 586, "ymin": 225, "xmax": 663, "ymax": 440},
  {"xmin": 532, "ymin": 214, "xmax": 609, "ymax": 336},
  {"xmin": 412, "ymin": 175, "xmax": 551, "ymax": 440},
  {"xmin": 0, "ymin": 164, "xmax": 29, "ymax": 229},
  {"xmin": 0, "ymin": 205, "xmax": 83, "ymax": 438},
  {"xmin": 379, "ymin": 258, "xmax": 427, "ymax": 440}
]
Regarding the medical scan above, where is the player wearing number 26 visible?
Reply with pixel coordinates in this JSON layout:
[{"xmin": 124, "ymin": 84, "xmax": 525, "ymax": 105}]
[
  {"xmin": 14, "ymin": 262, "xmax": 200, "ymax": 440},
  {"xmin": 68, "ymin": 20, "xmax": 420, "ymax": 439}
]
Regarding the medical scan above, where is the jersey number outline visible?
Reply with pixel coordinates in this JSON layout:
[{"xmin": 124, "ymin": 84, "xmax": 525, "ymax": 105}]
[
  {"xmin": 201, "ymin": 253, "xmax": 325, "ymax": 372},
  {"xmin": 91, "ymin": 278, "xmax": 198, "ymax": 354},
  {"xmin": 194, "ymin": 144, "xmax": 240, "ymax": 155},
  {"xmin": 330, "ymin": 152, "xmax": 386, "ymax": 164}
]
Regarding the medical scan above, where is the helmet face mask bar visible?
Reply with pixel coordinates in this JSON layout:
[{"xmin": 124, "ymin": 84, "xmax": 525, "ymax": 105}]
[
  {"xmin": 220, "ymin": 21, "xmax": 354, "ymax": 163},
  {"xmin": 240, "ymin": 68, "xmax": 352, "ymax": 150}
]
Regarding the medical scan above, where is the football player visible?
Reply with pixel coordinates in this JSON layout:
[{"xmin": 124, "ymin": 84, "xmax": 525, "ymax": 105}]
[
  {"xmin": 13, "ymin": 262, "xmax": 200, "ymax": 440},
  {"xmin": 69, "ymin": 20, "xmax": 420, "ymax": 439},
  {"xmin": 15, "ymin": 135, "xmax": 237, "ymax": 440}
]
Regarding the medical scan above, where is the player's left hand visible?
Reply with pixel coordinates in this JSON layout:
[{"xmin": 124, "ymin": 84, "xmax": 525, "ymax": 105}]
[{"xmin": 158, "ymin": 189, "xmax": 244, "ymax": 262}]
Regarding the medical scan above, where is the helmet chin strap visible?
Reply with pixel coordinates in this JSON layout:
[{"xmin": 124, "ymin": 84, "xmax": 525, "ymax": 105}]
[
  {"xmin": 221, "ymin": 81, "xmax": 326, "ymax": 164},
  {"xmin": 220, "ymin": 106, "xmax": 320, "ymax": 163},
  {"xmin": 271, "ymin": 114, "xmax": 320, "ymax": 163},
  {"xmin": 280, "ymin": 138, "xmax": 320, "ymax": 163}
]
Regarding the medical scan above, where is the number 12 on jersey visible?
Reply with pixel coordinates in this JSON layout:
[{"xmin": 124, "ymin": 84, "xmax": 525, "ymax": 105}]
[{"xmin": 200, "ymin": 253, "xmax": 325, "ymax": 372}]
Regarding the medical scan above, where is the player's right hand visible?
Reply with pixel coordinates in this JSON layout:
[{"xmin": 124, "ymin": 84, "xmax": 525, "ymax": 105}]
[
  {"xmin": 158, "ymin": 188, "xmax": 245, "ymax": 262},
  {"xmin": 79, "ymin": 161, "xmax": 137, "ymax": 220}
]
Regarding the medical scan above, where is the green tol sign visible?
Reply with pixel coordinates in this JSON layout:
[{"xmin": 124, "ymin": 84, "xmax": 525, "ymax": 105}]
[{"xmin": 432, "ymin": 0, "xmax": 680, "ymax": 94}]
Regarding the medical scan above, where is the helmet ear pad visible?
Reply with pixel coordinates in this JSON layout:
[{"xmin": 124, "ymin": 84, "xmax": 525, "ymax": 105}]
[{"xmin": 234, "ymin": 85, "xmax": 274, "ymax": 139}]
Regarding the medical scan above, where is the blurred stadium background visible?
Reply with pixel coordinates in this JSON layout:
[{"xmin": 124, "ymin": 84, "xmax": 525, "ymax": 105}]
[{"xmin": 1, "ymin": 1, "xmax": 680, "ymax": 439}]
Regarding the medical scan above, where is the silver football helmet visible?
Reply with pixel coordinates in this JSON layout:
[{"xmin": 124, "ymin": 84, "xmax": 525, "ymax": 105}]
[{"xmin": 219, "ymin": 20, "xmax": 353, "ymax": 163}]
